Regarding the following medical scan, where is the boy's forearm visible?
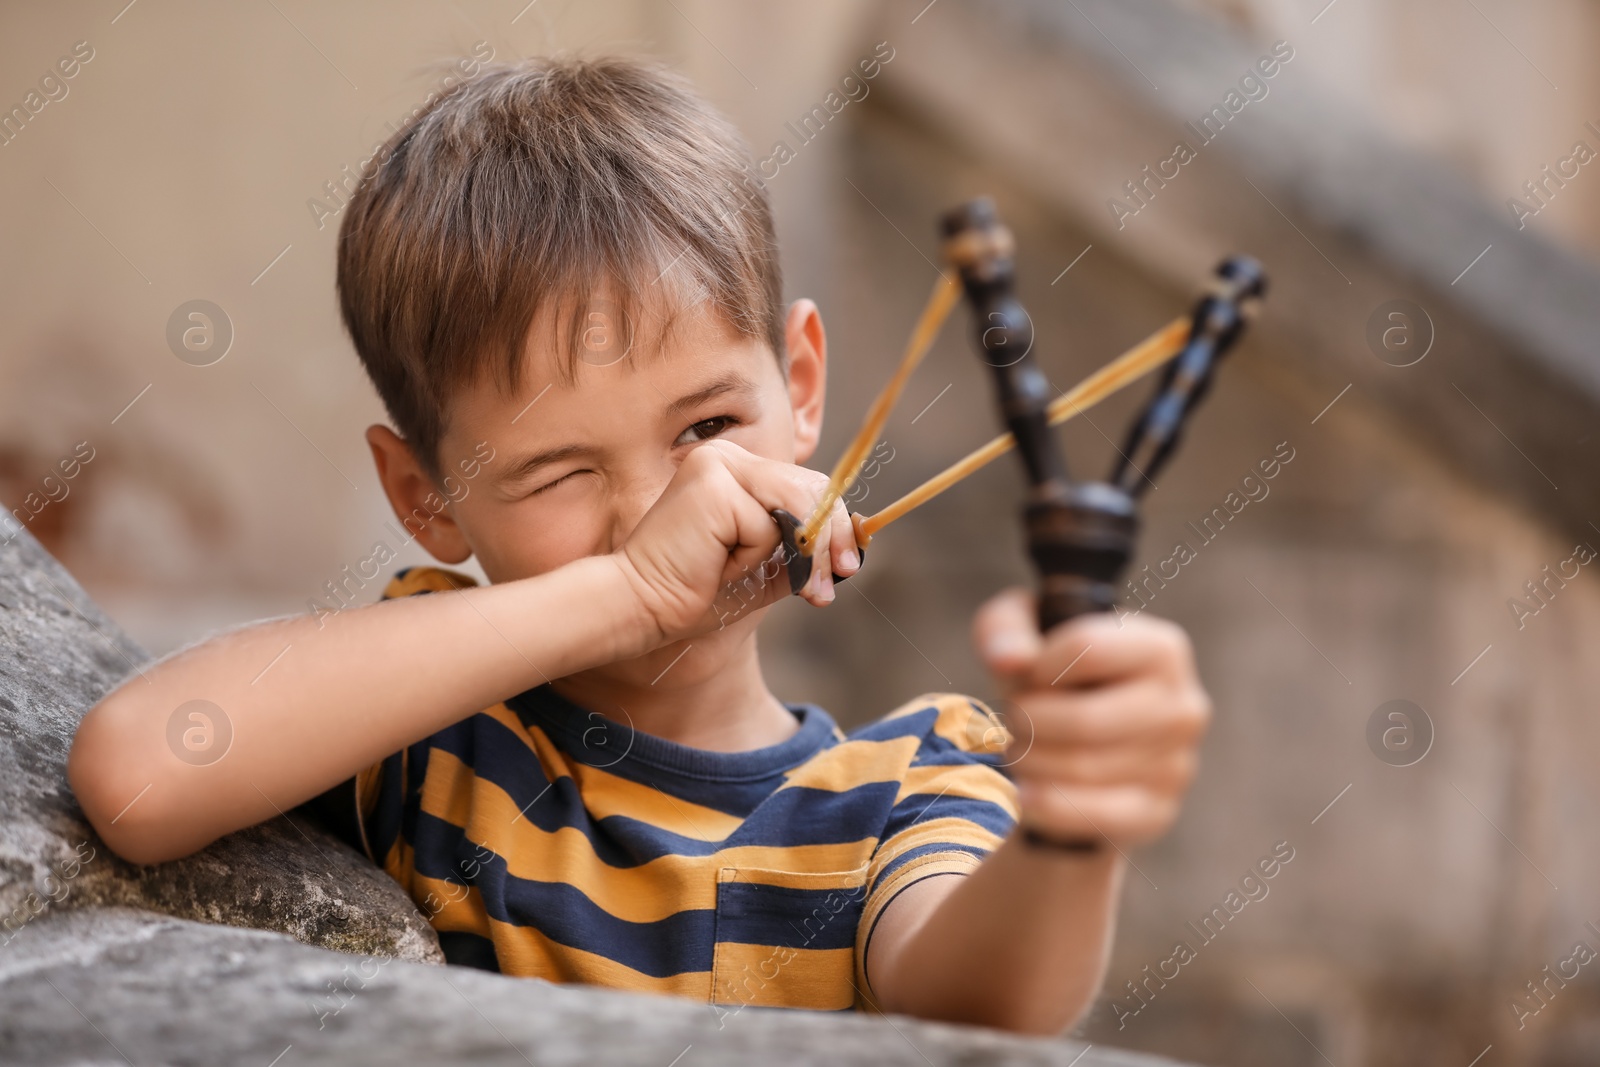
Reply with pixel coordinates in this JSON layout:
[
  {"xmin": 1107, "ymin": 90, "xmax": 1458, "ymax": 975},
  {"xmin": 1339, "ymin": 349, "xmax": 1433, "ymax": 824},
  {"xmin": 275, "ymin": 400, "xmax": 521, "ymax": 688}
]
[
  {"xmin": 69, "ymin": 555, "xmax": 651, "ymax": 865},
  {"xmin": 870, "ymin": 833, "xmax": 1125, "ymax": 1034}
]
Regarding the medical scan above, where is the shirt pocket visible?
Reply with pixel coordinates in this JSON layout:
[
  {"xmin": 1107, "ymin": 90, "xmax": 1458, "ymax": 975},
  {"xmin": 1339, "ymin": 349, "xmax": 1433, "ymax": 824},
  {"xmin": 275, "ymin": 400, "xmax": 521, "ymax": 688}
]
[{"xmin": 709, "ymin": 864, "xmax": 870, "ymax": 1013}]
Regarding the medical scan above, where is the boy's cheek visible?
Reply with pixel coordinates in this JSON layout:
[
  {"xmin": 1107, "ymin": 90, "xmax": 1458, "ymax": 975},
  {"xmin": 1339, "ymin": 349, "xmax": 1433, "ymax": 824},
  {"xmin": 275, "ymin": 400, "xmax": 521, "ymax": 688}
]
[{"xmin": 464, "ymin": 500, "xmax": 610, "ymax": 584}]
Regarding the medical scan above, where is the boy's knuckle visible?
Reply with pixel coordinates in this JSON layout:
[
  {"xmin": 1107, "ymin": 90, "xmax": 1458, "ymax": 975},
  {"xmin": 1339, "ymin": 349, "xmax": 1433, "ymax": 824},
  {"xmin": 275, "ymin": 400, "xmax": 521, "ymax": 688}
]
[
  {"xmin": 1151, "ymin": 794, "xmax": 1181, "ymax": 831},
  {"xmin": 696, "ymin": 439, "xmax": 739, "ymax": 469},
  {"xmin": 679, "ymin": 446, "xmax": 715, "ymax": 480},
  {"xmin": 1032, "ymin": 747, "xmax": 1081, "ymax": 783},
  {"xmin": 697, "ymin": 458, "xmax": 738, "ymax": 495},
  {"xmin": 1148, "ymin": 616, "xmax": 1190, "ymax": 657},
  {"xmin": 1178, "ymin": 688, "xmax": 1213, "ymax": 734},
  {"xmin": 1164, "ymin": 748, "xmax": 1199, "ymax": 790}
]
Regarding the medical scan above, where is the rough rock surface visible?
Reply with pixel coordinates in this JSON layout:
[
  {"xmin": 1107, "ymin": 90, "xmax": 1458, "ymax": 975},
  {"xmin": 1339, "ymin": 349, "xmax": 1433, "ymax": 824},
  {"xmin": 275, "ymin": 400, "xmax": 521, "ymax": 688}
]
[
  {"xmin": 0, "ymin": 524, "xmax": 1196, "ymax": 1065},
  {"xmin": 0, "ymin": 908, "xmax": 1190, "ymax": 1066},
  {"xmin": 0, "ymin": 525, "xmax": 442, "ymax": 963}
]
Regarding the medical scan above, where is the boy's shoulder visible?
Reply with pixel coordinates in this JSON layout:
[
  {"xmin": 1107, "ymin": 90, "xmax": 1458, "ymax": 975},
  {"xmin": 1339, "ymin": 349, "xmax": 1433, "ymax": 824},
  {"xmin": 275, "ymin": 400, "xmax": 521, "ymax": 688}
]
[
  {"xmin": 382, "ymin": 565, "xmax": 478, "ymax": 599},
  {"xmin": 847, "ymin": 691, "xmax": 1012, "ymax": 760}
]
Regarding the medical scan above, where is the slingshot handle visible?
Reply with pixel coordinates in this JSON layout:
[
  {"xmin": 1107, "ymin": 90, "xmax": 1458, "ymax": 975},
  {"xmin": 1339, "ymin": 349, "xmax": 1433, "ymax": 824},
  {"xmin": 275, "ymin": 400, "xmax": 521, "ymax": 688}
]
[
  {"xmin": 941, "ymin": 198, "xmax": 1118, "ymax": 853},
  {"xmin": 1028, "ymin": 481, "xmax": 1139, "ymax": 632}
]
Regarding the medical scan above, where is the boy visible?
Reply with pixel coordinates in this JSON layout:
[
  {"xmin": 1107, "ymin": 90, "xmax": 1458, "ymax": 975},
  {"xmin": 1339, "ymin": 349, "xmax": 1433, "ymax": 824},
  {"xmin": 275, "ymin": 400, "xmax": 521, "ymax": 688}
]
[{"xmin": 68, "ymin": 55, "xmax": 1210, "ymax": 1035}]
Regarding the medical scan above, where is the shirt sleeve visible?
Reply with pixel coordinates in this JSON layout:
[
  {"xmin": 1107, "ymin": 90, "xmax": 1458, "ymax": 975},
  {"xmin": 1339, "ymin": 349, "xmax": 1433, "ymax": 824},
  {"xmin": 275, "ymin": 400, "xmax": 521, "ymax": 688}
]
[
  {"xmin": 294, "ymin": 566, "xmax": 478, "ymax": 886},
  {"xmin": 854, "ymin": 694, "xmax": 1020, "ymax": 1003}
]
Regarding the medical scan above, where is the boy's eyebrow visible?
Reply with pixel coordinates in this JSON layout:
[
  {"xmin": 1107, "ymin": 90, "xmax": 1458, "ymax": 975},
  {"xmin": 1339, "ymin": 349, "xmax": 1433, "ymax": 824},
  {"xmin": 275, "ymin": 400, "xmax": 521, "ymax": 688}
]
[{"xmin": 665, "ymin": 373, "xmax": 757, "ymax": 415}]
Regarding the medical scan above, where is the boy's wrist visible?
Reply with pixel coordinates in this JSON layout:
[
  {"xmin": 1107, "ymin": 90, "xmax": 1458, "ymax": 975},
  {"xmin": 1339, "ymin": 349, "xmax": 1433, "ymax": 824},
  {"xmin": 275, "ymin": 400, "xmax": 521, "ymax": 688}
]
[
  {"xmin": 1004, "ymin": 826, "xmax": 1121, "ymax": 872},
  {"xmin": 589, "ymin": 552, "xmax": 668, "ymax": 662},
  {"xmin": 1019, "ymin": 826, "xmax": 1104, "ymax": 853}
]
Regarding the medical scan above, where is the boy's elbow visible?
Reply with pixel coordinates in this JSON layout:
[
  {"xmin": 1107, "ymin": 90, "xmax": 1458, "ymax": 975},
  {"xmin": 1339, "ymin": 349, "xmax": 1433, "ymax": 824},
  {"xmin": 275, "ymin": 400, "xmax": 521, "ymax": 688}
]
[{"xmin": 68, "ymin": 699, "xmax": 192, "ymax": 866}]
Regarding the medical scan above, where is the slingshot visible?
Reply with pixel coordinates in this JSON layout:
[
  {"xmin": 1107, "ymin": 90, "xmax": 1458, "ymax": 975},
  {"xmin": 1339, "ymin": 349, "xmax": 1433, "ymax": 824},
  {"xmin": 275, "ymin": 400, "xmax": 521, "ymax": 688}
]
[{"xmin": 778, "ymin": 197, "xmax": 1266, "ymax": 618}]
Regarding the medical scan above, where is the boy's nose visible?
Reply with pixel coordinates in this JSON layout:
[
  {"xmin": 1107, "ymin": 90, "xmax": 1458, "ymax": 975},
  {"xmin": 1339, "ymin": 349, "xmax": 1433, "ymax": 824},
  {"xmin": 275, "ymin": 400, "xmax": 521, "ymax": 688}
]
[{"xmin": 607, "ymin": 471, "xmax": 673, "ymax": 552}]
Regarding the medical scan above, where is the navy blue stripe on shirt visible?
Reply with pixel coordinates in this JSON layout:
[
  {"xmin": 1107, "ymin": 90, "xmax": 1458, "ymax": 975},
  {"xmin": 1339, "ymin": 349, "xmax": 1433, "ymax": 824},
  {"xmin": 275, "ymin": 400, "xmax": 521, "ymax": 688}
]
[
  {"xmin": 847, "ymin": 706, "xmax": 944, "ymax": 743},
  {"xmin": 364, "ymin": 750, "xmax": 407, "ymax": 864},
  {"xmin": 723, "ymin": 783, "xmax": 903, "ymax": 847},
  {"xmin": 713, "ymin": 880, "xmax": 865, "ymax": 952},
  {"xmin": 505, "ymin": 689, "xmax": 843, "ymax": 817},
  {"xmin": 438, "ymin": 929, "xmax": 501, "ymax": 972},
  {"xmin": 869, "ymin": 841, "xmax": 991, "ymax": 900},
  {"xmin": 881, "ymin": 792, "xmax": 1016, "ymax": 839},
  {"xmin": 409, "ymin": 808, "xmax": 718, "ymax": 978}
]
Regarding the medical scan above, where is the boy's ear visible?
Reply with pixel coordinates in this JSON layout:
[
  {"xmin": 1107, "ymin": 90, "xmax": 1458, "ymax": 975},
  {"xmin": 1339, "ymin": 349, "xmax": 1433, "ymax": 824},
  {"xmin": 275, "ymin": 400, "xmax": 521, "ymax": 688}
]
[
  {"xmin": 784, "ymin": 299, "xmax": 827, "ymax": 465},
  {"xmin": 365, "ymin": 425, "xmax": 473, "ymax": 565}
]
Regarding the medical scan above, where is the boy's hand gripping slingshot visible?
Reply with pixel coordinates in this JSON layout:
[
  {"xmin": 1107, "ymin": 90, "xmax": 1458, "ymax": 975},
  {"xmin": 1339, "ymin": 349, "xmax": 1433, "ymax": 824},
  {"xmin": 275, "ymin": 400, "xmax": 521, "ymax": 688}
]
[{"xmin": 775, "ymin": 196, "xmax": 1267, "ymax": 623}]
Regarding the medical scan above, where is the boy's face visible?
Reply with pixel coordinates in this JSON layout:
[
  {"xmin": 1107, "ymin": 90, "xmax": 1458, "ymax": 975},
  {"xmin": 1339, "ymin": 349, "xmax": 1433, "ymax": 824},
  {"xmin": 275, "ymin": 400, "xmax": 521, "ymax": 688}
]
[{"xmin": 367, "ymin": 297, "xmax": 829, "ymax": 693}]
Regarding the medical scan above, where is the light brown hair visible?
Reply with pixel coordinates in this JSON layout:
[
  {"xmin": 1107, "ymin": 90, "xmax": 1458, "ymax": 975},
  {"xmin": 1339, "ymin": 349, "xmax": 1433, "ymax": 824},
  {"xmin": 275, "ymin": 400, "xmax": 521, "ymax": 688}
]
[{"xmin": 336, "ymin": 55, "xmax": 782, "ymax": 474}]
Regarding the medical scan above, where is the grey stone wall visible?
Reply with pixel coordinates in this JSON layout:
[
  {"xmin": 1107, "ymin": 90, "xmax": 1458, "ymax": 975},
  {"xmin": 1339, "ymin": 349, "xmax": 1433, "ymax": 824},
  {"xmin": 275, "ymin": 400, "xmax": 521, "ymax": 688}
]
[{"xmin": 0, "ymin": 525, "xmax": 445, "ymax": 963}]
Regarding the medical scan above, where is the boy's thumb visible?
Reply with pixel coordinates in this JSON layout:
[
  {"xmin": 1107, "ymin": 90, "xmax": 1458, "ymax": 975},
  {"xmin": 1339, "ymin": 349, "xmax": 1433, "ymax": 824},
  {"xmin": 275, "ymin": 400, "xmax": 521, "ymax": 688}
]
[{"xmin": 973, "ymin": 587, "xmax": 1043, "ymax": 676}]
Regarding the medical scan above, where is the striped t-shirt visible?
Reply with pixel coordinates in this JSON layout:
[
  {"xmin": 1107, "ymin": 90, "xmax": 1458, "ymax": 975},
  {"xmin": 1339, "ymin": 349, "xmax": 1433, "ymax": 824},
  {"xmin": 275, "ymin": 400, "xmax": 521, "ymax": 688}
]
[{"xmin": 307, "ymin": 566, "xmax": 1020, "ymax": 1014}]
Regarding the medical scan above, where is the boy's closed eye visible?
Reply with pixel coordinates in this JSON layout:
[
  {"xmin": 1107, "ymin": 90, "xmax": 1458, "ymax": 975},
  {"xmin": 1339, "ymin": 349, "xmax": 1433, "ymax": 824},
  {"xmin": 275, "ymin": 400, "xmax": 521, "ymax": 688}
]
[
  {"xmin": 527, "ymin": 469, "xmax": 589, "ymax": 497},
  {"xmin": 520, "ymin": 414, "xmax": 744, "ymax": 497}
]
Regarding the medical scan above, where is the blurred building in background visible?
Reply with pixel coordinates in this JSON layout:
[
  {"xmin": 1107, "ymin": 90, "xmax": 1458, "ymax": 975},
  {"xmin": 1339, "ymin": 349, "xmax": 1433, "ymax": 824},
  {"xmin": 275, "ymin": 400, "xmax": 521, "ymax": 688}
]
[{"xmin": 3, "ymin": 2, "xmax": 1599, "ymax": 1064}]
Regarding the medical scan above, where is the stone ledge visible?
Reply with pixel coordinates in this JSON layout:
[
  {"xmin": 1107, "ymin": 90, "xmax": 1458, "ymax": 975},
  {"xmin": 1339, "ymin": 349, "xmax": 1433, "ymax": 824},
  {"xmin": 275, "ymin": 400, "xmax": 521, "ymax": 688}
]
[
  {"xmin": 0, "ymin": 524, "xmax": 441, "ymax": 964},
  {"xmin": 0, "ymin": 908, "xmax": 1187, "ymax": 1066}
]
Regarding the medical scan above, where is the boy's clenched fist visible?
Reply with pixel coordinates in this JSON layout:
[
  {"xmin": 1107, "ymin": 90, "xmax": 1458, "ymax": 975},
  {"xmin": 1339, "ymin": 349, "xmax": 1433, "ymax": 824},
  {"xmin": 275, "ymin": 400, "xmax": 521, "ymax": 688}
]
[{"xmin": 974, "ymin": 589, "xmax": 1211, "ymax": 847}]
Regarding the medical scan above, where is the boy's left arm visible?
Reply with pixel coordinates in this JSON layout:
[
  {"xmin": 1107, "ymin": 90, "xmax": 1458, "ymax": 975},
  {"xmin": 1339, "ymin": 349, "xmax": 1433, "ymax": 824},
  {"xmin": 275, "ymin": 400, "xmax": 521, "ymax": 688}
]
[{"xmin": 863, "ymin": 588, "xmax": 1212, "ymax": 1035}]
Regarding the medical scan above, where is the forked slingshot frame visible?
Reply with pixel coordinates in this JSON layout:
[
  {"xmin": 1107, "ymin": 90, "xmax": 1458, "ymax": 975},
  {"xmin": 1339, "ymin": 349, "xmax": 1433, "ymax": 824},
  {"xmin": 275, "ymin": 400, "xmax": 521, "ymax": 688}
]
[
  {"xmin": 774, "ymin": 198, "xmax": 1266, "ymax": 847},
  {"xmin": 777, "ymin": 198, "xmax": 1266, "ymax": 607}
]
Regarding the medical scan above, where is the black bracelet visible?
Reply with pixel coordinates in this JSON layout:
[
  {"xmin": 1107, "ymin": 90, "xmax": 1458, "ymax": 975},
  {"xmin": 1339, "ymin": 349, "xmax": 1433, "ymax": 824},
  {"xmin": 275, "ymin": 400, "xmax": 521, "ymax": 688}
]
[{"xmin": 1021, "ymin": 826, "xmax": 1103, "ymax": 853}]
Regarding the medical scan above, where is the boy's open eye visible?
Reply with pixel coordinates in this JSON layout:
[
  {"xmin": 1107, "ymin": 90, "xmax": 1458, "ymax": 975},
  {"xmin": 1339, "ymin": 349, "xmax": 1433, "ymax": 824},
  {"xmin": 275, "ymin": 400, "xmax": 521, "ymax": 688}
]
[{"xmin": 675, "ymin": 415, "xmax": 740, "ymax": 446}]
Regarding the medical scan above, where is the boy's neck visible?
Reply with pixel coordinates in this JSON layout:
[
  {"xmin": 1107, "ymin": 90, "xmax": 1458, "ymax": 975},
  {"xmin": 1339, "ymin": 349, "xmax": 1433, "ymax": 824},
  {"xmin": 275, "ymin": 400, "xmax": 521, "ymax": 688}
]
[{"xmin": 550, "ymin": 637, "xmax": 799, "ymax": 754}]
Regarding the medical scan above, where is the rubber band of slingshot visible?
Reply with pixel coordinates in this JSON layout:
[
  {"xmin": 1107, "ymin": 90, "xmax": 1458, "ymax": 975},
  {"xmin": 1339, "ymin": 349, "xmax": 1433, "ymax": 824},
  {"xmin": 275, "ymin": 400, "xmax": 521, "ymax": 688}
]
[
  {"xmin": 796, "ymin": 273, "xmax": 963, "ymax": 554},
  {"xmin": 856, "ymin": 316, "xmax": 1191, "ymax": 543}
]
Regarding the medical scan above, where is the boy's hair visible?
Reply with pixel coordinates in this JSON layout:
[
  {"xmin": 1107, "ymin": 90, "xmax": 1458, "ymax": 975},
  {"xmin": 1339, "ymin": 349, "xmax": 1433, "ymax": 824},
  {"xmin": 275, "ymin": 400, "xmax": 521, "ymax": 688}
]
[{"xmin": 336, "ymin": 55, "xmax": 782, "ymax": 474}]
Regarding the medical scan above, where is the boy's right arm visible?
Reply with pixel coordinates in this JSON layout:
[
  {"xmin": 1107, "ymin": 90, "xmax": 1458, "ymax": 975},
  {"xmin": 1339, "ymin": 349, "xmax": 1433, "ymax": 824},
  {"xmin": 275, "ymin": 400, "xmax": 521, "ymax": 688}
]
[{"xmin": 68, "ymin": 441, "xmax": 857, "ymax": 865}]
